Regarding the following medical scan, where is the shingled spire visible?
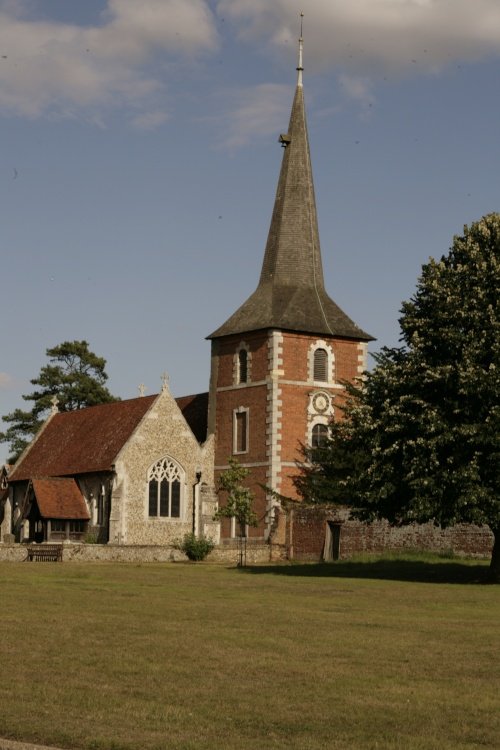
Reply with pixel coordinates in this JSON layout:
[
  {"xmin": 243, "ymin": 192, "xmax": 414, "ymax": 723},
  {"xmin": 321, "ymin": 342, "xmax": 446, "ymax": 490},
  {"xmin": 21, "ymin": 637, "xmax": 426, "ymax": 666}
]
[{"xmin": 208, "ymin": 26, "xmax": 372, "ymax": 342}]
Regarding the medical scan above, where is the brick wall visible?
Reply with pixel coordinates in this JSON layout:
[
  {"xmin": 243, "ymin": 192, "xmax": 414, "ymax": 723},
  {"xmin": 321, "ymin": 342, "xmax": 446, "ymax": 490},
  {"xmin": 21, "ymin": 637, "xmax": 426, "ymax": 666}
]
[
  {"xmin": 211, "ymin": 329, "xmax": 364, "ymax": 540},
  {"xmin": 287, "ymin": 505, "xmax": 494, "ymax": 560}
]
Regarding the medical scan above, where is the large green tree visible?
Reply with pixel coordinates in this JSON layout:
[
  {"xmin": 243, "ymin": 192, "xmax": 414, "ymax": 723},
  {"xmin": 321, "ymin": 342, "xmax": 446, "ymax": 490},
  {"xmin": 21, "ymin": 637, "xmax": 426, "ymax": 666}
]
[
  {"xmin": 297, "ymin": 214, "xmax": 500, "ymax": 580},
  {"xmin": 1, "ymin": 340, "xmax": 118, "ymax": 462}
]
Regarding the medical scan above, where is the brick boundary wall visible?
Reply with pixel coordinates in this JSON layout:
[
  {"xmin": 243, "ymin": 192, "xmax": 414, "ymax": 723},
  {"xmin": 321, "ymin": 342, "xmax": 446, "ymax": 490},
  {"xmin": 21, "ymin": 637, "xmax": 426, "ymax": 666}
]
[{"xmin": 286, "ymin": 505, "xmax": 494, "ymax": 561}]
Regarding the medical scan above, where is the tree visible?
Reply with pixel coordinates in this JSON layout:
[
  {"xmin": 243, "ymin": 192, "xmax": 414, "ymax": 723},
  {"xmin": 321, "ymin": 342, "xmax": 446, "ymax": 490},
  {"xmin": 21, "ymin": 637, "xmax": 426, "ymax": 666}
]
[
  {"xmin": 214, "ymin": 458, "xmax": 258, "ymax": 566},
  {"xmin": 297, "ymin": 214, "xmax": 500, "ymax": 580},
  {"xmin": 1, "ymin": 340, "xmax": 118, "ymax": 462}
]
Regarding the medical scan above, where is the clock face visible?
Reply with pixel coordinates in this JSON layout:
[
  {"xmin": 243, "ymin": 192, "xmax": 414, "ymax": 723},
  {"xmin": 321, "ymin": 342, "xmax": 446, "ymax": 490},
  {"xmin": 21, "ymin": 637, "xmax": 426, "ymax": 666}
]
[{"xmin": 312, "ymin": 393, "xmax": 329, "ymax": 413}]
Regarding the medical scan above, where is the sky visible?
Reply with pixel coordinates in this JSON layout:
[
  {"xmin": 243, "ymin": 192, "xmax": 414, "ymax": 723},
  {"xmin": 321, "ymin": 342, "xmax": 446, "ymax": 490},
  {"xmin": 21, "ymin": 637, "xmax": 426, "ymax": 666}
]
[{"xmin": 1, "ymin": 0, "xmax": 500, "ymax": 463}]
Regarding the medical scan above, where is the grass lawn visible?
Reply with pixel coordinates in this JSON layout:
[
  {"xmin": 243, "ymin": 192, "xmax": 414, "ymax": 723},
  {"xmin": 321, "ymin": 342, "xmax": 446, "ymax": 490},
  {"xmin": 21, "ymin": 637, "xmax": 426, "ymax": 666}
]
[{"xmin": 0, "ymin": 554, "xmax": 498, "ymax": 750}]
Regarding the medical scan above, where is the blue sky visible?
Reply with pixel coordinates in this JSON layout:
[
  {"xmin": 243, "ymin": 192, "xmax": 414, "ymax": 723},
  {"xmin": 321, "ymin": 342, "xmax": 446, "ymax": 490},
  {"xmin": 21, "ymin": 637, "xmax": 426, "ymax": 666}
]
[{"xmin": 1, "ymin": 0, "xmax": 500, "ymax": 462}]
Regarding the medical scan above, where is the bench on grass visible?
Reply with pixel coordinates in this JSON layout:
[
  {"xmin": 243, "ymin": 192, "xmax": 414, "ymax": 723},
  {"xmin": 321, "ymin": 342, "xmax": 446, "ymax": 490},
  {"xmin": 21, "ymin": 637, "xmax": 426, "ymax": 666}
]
[{"xmin": 27, "ymin": 544, "xmax": 63, "ymax": 562}]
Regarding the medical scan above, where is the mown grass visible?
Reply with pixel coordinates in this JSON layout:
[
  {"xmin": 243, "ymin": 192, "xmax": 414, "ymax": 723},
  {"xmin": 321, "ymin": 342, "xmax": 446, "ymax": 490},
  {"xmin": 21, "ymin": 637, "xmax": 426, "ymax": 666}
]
[{"xmin": 0, "ymin": 554, "xmax": 498, "ymax": 750}]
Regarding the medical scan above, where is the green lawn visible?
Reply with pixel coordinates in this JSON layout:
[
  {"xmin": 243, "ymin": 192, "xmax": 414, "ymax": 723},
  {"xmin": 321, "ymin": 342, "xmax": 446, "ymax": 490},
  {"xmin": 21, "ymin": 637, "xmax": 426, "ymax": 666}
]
[{"xmin": 0, "ymin": 556, "xmax": 498, "ymax": 750}]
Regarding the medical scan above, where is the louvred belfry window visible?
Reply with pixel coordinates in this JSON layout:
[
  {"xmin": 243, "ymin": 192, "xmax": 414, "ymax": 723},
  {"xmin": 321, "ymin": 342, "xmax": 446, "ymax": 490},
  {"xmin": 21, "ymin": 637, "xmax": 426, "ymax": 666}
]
[
  {"xmin": 313, "ymin": 348, "xmax": 328, "ymax": 381},
  {"xmin": 148, "ymin": 458, "xmax": 183, "ymax": 518}
]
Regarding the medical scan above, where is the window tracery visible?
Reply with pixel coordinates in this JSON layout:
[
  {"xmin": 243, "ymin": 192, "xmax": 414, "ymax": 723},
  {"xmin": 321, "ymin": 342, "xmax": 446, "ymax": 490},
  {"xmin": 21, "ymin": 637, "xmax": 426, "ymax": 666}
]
[{"xmin": 147, "ymin": 457, "xmax": 183, "ymax": 518}]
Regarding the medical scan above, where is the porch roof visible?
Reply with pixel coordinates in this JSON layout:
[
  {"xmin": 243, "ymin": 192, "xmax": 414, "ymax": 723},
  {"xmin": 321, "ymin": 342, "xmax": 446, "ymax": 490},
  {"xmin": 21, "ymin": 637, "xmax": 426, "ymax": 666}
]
[{"xmin": 32, "ymin": 478, "xmax": 90, "ymax": 520}]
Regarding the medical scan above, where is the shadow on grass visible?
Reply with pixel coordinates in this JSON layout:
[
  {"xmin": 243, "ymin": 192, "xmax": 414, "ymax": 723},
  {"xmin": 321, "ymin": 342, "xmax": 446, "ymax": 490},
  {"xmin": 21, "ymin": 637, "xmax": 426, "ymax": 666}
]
[{"xmin": 239, "ymin": 558, "xmax": 493, "ymax": 585}]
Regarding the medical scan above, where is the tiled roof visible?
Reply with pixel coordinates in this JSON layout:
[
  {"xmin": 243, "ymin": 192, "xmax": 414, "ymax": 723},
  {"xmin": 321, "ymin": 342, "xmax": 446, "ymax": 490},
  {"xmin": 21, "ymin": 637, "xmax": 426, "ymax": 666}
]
[
  {"xmin": 9, "ymin": 392, "xmax": 209, "ymax": 483},
  {"xmin": 32, "ymin": 478, "xmax": 90, "ymax": 520},
  {"xmin": 176, "ymin": 392, "xmax": 208, "ymax": 443},
  {"xmin": 9, "ymin": 396, "xmax": 157, "ymax": 481}
]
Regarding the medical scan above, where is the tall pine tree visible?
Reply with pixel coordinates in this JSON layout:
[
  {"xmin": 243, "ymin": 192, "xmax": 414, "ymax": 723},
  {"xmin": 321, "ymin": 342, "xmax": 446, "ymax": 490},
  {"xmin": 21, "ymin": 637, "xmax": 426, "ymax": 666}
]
[{"xmin": 1, "ymin": 340, "xmax": 118, "ymax": 462}]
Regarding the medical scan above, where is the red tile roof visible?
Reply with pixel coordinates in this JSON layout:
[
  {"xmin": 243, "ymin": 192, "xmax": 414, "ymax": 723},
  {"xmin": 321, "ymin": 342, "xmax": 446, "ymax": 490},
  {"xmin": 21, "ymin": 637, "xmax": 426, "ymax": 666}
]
[
  {"xmin": 10, "ymin": 396, "xmax": 157, "ymax": 481},
  {"xmin": 9, "ymin": 392, "xmax": 209, "ymax": 483},
  {"xmin": 32, "ymin": 478, "xmax": 90, "ymax": 520}
]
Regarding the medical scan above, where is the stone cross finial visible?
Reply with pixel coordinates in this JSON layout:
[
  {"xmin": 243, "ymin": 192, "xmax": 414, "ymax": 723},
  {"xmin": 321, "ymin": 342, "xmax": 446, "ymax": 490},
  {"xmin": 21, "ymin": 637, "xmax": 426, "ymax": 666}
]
[
  {"xmin": 161, "ymin": 372, "xmax": 169, "ymax": 392},
  {"xmin": 138, "ymin": 383, "xmax": 146, "ymax": 397},
  {"xmin": 50, "ymin": 395, "xmax": 59, "ymax": 414}
]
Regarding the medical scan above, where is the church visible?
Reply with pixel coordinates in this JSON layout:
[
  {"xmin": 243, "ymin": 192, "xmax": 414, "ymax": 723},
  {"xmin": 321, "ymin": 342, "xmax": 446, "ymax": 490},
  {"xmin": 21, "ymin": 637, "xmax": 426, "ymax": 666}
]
[{"xmin": 1, "ymin": 36, "xmax": 493, "ymax": 562}]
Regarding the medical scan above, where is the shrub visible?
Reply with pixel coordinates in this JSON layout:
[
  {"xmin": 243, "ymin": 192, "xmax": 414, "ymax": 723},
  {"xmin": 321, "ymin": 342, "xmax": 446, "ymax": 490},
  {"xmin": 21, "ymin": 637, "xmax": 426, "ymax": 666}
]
[{"xmin": 175, "ymin": 533, "xmax": 215, "ymax": 561}]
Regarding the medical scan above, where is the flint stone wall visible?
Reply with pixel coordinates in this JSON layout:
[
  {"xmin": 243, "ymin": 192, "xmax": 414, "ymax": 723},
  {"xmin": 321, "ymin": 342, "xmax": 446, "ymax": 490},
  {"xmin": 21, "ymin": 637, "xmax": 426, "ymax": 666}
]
[
  {"xmin": 0, "ymin": 542, "xmax": 279, "ymax": 564},
  {"xmin": 0, "ymin": 543, "xmax": 186, "ymax": 563},
  {"xmin": 110, "ymin": 388, "xmax": 215, "ymax": 546}
]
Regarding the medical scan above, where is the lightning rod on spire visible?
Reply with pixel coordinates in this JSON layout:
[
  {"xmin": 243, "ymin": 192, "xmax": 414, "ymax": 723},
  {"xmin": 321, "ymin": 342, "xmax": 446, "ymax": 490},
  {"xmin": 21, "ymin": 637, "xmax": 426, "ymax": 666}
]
[{"xmin": 297, "ymin": 12, "xmax": 304, "ymax": 87}]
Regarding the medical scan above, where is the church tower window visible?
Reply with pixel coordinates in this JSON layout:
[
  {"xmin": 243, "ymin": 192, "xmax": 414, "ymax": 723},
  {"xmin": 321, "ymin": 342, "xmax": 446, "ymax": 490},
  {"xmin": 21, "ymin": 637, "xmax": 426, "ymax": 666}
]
[
  {"xmin": 234, "ymin": 342, "xmax": 251, "ymax": 385},
  {"xmin": 309, "ymin": 341, "xmax": 335, "ymax": 384},
  {"xmin": 238, "ymin": 349, "xmax": 248, "ymax": 383},
  {"xmin": 311, "ymin": 422, "xmax": 329, "ymax": 448},
  {"xmin": 314, "ymin": 348, "xmax": 328, "ymax": 381},
  {"xmin": 233, "ymin": 407, "xmax": 249, "ymax": 454},
  {"xmin": 147, "ymin": 457, "xmax": 183, "ymax": 518}
]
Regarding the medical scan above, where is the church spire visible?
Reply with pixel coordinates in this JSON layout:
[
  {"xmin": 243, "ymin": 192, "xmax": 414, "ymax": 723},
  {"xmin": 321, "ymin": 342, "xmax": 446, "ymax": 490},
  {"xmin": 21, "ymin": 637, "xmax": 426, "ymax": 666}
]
[{"xmin": 209, "ymin": 21, "xmax": 372, "ymax": 342}]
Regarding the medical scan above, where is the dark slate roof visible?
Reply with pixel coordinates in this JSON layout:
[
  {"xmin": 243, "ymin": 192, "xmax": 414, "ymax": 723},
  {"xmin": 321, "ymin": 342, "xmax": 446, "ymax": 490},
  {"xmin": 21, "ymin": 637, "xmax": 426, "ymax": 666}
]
[
  {"xmin": 32, "ymin": 478, "xmax": 90, "ymax": 520},
  {"xmin": 9, "ymin": 392, "xmax": 209, "ymax": 483},
  {"xmin": 208, "ymin": 80, "xmax": 373, "ymax": 342},
  {"xmin": 9, "ymin": 396, "xmax": 157, "ymax": 481}
]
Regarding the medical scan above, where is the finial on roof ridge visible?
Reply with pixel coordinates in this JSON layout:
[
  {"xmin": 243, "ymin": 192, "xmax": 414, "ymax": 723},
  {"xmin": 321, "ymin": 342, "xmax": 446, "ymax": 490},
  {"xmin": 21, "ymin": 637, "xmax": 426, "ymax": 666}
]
[
  {"xmin": 297, "ymin": 12, "xmax": 304, "ymax": 87},
  {"xmin": 50, "ymin": 395, "xmax": 59, "ymax": 414}
]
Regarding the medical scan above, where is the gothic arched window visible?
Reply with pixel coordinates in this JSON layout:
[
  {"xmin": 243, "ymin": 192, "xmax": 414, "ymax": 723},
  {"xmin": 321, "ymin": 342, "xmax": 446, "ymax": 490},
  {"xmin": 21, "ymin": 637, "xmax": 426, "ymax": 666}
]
[{"xmin": 148, "ymin": 457, "xmax": 183, "ymax": 518}]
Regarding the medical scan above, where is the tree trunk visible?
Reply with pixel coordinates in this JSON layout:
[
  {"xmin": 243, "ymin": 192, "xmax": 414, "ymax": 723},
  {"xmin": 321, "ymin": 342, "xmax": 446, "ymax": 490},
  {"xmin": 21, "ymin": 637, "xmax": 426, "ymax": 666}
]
[{"xmin": 489, "ymin": 528, "xmax": 500, "ymax": 583}]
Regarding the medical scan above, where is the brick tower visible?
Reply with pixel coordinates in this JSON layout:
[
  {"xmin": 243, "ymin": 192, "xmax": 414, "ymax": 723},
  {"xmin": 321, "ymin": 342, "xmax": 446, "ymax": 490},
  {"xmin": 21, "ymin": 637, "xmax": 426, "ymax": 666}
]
[{"xmin": 207, "ymin": 31, "xmax": 373, "ymax": 540}]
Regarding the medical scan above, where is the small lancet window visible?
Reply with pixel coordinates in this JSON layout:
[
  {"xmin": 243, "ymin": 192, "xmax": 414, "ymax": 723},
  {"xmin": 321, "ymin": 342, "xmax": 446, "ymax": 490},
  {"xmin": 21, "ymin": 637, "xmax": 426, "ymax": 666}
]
[
  {"xmin": 238, "ymin": 349, "xmax": 248, "ymax": 384},
  {"xmin": 314, "ymin": 348, "xmax": 328, "ymax": 382}
]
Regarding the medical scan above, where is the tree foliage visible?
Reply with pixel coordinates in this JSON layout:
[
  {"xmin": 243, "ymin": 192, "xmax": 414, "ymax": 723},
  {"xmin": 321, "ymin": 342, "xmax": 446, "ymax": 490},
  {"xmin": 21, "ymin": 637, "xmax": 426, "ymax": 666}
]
[
  {"xmin": 214, "ymin": 458, "xmax": 258, "ymax": 536},
  {"xmin": 297, "ymin": 214, "xmax": 500, "ymax": 579},
  {"xmin": 1, "ymin": 340, "xmax": 118, "ymax": 462},
  {"xmin": 214, "ymin": 458, "xmax": 258, "ymax": 566}
]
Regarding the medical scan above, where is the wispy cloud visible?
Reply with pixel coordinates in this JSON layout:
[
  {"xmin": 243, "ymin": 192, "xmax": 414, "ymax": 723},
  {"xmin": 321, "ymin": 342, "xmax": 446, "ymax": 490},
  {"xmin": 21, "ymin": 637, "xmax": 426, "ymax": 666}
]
[
  {"xmin": 131, "ymin": 109, "xmax": 170, "ymax": 130},
  {"xmin": 217, "ymin": 0, "xmax": 500, "ymax": 73},
  {"xmin": 214, "ymin": 83, "xmax": 291, "ymax": 150},
  {"xmin": 0, "ymin": 372, "xmax": 14, "ymax": 389},
  {"xmin": 0, "ymin": 0, "xmax": 218, "ymax": 122},
  {"xmin": 338, "ymin": 74, "xmax": 375, "ymax": 117}
]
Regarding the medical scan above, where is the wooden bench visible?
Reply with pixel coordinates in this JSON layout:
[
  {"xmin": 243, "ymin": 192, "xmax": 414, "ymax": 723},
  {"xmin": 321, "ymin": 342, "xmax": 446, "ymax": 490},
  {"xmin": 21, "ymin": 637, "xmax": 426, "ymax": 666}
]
[{"xmin": 27, "ymin": 544, "xmax": 63, "ymax": 562}]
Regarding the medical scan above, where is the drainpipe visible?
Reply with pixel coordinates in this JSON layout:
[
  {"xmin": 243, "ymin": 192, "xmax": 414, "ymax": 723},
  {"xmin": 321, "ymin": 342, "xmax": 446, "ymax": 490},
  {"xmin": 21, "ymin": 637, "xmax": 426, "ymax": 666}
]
[{"xmin": 193, "ymin": 468, "xmax": 202, "ymax": 536}]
